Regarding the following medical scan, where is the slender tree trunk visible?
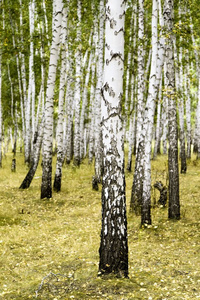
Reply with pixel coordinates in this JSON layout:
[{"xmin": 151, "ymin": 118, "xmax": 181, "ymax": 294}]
[
  {"xmin": 25, "ymin": 0, "xmax": 35, "ymax": 165},
  {"xmin": 64, "ymin": 46, "xmax": 74, "ymax": 165},
  {"xmin": 73, "ymin": 0, "xmax": 82, "ymax": 167},
  {"xmin": 162, "ymin": 61, "xmax": 168, "ymax": 155},
  {"xmin": 141, "ymin": 0, "xmax": 158, "ymax": 225},
  {"xmin": 41, "ymin": 0, "xmax": 63, "ymax": 199},
  {"xmin": 80, "ymin": 50, "xmax": 92, "ymax": 161},
  {"xmin": 94, "ymin": 0, "xmax": 104, "ymax": 182},
  {"xmin": 174, "ymin": 39, "xmax": 187, "ymax": 173},
  {"xmin": 88, "ymin": 55, "xmax": 96, "ymax": 164},
  {"xmin": 53, "ymin": 7, "xmax": 68, "ymax": 192},
  {"xmin": 99, "ymin": 0, "xmax": 128, "ymax": 278},
  {"xmin": 163, "ymin": 0, "xmax": 180, "ymax": 220},
  {"xmin": 153, "ymin": 95, "xmax": 162, "ymax": 159},
  {"xmin": 20, "ymin": 116, "xmax": 44, "ymax": 189},
  {"xmin": 130, "ymin": 0, "xmax": 145, "ymax": 213},
  {"xmin": 185, "ymin": 55, "xmax": 191, "ymax": 159},
  {"xmin": 127, "ymin": 75, "xmax": 135, "ymax": 172}
]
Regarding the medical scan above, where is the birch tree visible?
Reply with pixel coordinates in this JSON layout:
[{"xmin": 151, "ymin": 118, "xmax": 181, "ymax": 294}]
[
  {"xmin": 24, "ymin": 0, "xmax": 35, "ymax": 165},
  {"xmin": 73, "ymin": 0, "xmax": 82, "ymax": 167},
  {"xmin": 130, "ymin": 0, "xmax": 145, "ymax": 213},
  {"xmin": 140, "ymin": 0, "xmax": 158, "ymax": 225},
  {"xmin": 163, "ymin": 0, "xmax": 180, "ymax": 220},
  {"xmin": 99, "ymin": 0, "xmax": 128, "ymax": 278},
  {"xmin": 53, "ymin": 6, "xmax": 68, "ymax": 192},
  {"xmin": 20, "ymin": 115, "xmax": 44, "ymax": 189},
  {"xmin": 41, "ymin": 0, "xmax": 63, "ymax": 199},
  {"xmin": 94, "ymin": 0, "xmax": 104, "ymax": 182}
]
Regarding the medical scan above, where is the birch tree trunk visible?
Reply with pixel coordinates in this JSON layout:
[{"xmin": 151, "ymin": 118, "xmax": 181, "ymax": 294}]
[
  {"xmin": 94, "ymin": 0, "xmax": 104, "ymax": 182},
  {"xmin": 126, "ymin": 75, "xmax": 135, "ymax": 172},
  {"xmin": 162, "ymin": 61, "xmax": 168, "ymax": 154},
  {"xmin": 20, "ymin": 115, "xmax": 44, "ymax": 189},
  {"xmin": 174, "ymin": 41, "xmax": 186, "ymax": 173},
  {"xmin": 80, "ymin": 49, "xmax": 92, "ymax": 161},
  {"xmin": 99, "ymin": 0, "xmax": 128, "ymax": 278},
  {"xmin": 25, "ymin": 0, "xmax": 35, "ymax": 165},
  {"xmin": 73, "ymin": 0, "xmax": 82, "ymax": 167},
  {"xmin": 64, "ymin": 47, "xmax": 74, "ymax": 165},
  {"xmin": 163, "ymin": 0, "xmax": 180, "ymax": 220},
  {"xmin": 153, "ymin": 84, "xmax": 162, "ymax": 160},
  {"xmin": 141, "ymin": 0, "xmax": 158, "ymax": 225},
  {"xmin": 177, "ymin": 8, "xmax": 187, "ymax": 173},
  {"xmin": 88, "ymin": 57, "xmax": 96, "ymax": 164},
  {"xmin": 41, "ymin": 0, "xmax": 63, "ymax": 199},
  {"xmin": 130, "ymin": 0, "xmax": 145, "ymax": 213},
  {"xmin": 185, "ymin": 55, "xmax": 191, "ymax": 159},
  {"xmin": 53, "ymin": 7, "xmax": 68, "ymax": 192}
]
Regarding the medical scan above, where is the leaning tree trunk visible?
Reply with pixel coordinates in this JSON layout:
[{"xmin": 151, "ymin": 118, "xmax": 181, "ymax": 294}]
[
  {"xmin": 99, "ymin": 0, "xmax": 128, "ymax": 278},
  {"xmin": 163, "ymin": 0, "xmax": 180, "ymax": 220},
  {"xmin": 41, "ymin": 0, "xmax": 63, "ymax": 199},
  {"xmin": 20, "ymin": 115, "xmax": 44, "ymax": 189}
]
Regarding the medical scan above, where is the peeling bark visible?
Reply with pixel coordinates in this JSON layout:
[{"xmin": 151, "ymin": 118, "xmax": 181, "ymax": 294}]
[{"xmin": 99, "ymin": 0, "xmax": 128, "ymax": 278}]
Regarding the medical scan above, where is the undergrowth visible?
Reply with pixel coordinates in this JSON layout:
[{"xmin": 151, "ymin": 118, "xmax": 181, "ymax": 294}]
[{"xmin": 0, "ymin": 152, "xmax": 199, "ymax": 299}]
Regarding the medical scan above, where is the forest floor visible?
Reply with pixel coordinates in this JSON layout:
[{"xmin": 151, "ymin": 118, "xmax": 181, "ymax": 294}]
[{"xmin": 0, "ymin": 150, "xmax": 200, "ymax": 300}]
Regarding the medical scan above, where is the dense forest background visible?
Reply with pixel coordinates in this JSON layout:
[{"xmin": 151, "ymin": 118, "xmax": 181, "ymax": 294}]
[{"xmin": 0, "ymin": 0, "xmax": 200, "ymax": 298}]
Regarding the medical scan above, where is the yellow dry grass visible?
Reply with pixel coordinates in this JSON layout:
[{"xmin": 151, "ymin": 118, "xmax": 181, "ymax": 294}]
[{"xmin": 0, "ymin": 151, "xmax": 199, "ymax": 299}]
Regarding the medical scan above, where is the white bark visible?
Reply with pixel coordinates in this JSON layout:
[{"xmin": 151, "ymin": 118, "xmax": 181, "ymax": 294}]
[
  {"xmin": 99, "ymin": 0, "xmax": 128, "ymax": 278},
  {"xmin": 135, "ymin": 0, "xmax": 145, "ymax": 152},
  {"xmin": 80, "ymin": 48, "xmax": 92, "ymax": 160},
  {"xmin": 54, "ymin": 7, "xmax": 68, "ymax": 192},
  {"xmin": 73, "ymin": 0, "xmax": 82, "ymax": 166},
  {"xmin": 25, "ymin": 0, "xmax": 35, "ymax": 164},
  {"xmin": 142, "ymin": 0, "xmax": 158, "ymax": 225},
  {"xmin": 36, "ymin": 23, "xmax": 45, "ymax": 132},
  {"xmin": 185, "ymin": 57, "xmax": 191, "ymax": 159},
  {"xmin": 94, "ymin": 0, "xmax": 104, "ymax": 181},
  {"xmin": 41, "ymin": 0, "xmax": 63, "ymax": 199},
  {"xmin": 162, "ymin": 61, "xmax": 168, "ymax": 154},
  {"xmin": 153, "ymin": 80, "xmax": 162, "ymax": 159},
  {"xmin": 88, "ymin": 56, "xmax": 96, "ymax": 164}
]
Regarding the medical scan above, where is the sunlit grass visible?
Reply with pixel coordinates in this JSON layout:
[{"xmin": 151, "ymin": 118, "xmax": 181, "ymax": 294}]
[{"xmin": 0, "ymin": 151, "xmax": 199, "ymax": 299}]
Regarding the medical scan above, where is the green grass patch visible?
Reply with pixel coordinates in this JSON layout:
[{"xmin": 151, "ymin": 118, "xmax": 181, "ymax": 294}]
[{"xmin": 0, "ymin": 152, "xmax": 199, "ymax": 299}]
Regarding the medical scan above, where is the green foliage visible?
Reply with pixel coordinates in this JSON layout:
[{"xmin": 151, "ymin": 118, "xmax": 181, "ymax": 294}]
[{"xmin": 0, "ymin": 151, "xmax": 199, "ymax": 299}]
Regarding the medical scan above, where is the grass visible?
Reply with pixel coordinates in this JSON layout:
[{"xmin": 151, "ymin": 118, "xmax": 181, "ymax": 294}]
[{"xmin": 0, "ymin": 151, "xmax": 200, "ymax": 299}]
